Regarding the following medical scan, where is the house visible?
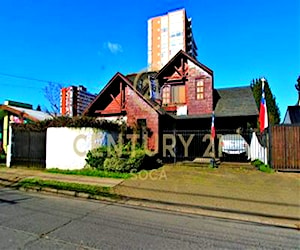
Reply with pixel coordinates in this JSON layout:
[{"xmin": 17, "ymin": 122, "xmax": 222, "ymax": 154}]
[
  {"xmin": 0, "ymin": 100, "xmax": 52, "ymax": 154},
  {"xmin": 83, "ymin": 72, "xmax": 164, "ymax": 151},
  {"xmin": 84, "ymin": 50, "xmax": 258, "ymax": 157},
  {"xmin": 283, "ymin": 77, "xmax": 300, "ymax": 125},
  {"xmin": 283, "ymin": 106, "xmax": 300, "ymax": 125}
]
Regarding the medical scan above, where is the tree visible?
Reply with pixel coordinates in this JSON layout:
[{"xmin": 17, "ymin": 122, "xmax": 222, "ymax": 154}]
[
  {"xmin": 36, "ymin": 105, "xmax": 42, "ymax": 111},
  {"xmin": 251, "ymin": 78, "xmax": 280, "ymax": 126},
  {"xmin": 43, "ymin": 82, "xmax": 62, "ymax": 115}
]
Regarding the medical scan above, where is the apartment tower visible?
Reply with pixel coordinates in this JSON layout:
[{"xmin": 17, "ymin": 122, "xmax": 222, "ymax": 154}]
[
  {"xmin": 147, "ymin": 8, "xmax": 198, "ymax": 70},
  {"xmin": 60, "ymin": 85, "xmax": 96, "ymax": 116}
]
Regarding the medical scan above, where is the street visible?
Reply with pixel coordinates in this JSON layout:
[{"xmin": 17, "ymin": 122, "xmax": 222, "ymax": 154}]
[{"xmin": 0, "ymin": 187, "xmax": 299, "ymax": 249}]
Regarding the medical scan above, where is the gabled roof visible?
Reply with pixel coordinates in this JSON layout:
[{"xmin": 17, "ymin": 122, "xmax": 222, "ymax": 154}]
[
  {"xmin": 283, "ymin": 106, "xmax": 300, "ymax": 124},
  {"xmin": 0, "ymin": 105, "xmax": 52, "ymax": 122},
  {"xmin": 156, "ymin": 50, "xmax": 213, "ymax": 78},
  {"xmin": 214, "ymin": 86, "xmax": 259, "ymax": 117},
  {"xmin": 125, "ymin": 71, "xmax": 158, "ymax": 83},
  {"xmin": 83, "ymin": 72, "xmax": 163, "ymax": 116}
]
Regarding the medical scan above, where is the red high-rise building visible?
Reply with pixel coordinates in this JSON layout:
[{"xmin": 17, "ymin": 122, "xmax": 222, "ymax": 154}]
[{"xmin": 60, "ymin": 85, "xmax": 96, "ymax": 116}]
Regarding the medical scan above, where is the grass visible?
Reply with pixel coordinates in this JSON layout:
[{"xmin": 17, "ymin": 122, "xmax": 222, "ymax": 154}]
[
  {"xmin": 46, "ymin": 168, "xmax": 132, "ymax": 179},
  {"xmin": 16, "ymin": 178, "xmax": 118, "ymax": 197}
]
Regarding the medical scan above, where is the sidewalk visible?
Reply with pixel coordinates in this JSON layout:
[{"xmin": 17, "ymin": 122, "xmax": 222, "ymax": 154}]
[
  {"xmin": 0, "ymin": 167, "xmax": 123, "ymax": 187},
  {"xmin": 0, "ymin": 164, "xmax": 299, "ymax": 229}
]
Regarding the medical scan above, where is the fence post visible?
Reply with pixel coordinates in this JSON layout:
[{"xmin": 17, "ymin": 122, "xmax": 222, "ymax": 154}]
[
  {"xmin": 268, "ymin": 126, "xmax": 272, "ymax": 168},
  {"xmin": 173, "ymin": 129, "xmax": 176, "ymax": 164},
  {"xmin": 6, "ymin": 122, "xmax": 13, "ymax": 167}
]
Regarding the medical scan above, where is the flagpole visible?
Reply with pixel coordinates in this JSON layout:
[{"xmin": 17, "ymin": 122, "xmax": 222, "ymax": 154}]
[
  {"xmin": 211, "ymin": 112, "xmax": 216, "ymax": 166},
  {"xmin": 260, "ymin": 77, "xmax": 269, "ymax": 165}
]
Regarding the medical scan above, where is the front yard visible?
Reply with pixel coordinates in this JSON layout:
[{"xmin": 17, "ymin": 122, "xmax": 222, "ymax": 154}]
[{"xmin": 114, "ymin": 163, "xmax": 300, "ymax": 220}]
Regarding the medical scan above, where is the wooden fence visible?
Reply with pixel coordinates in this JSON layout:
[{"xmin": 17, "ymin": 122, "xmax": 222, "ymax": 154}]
[
  {"xmin": 11, "ymin": 130, "xmax": 46, "ymax": 168},
  {"xmin": 270, "ymin": 125, "xmax": 300, "ymax": 171}
]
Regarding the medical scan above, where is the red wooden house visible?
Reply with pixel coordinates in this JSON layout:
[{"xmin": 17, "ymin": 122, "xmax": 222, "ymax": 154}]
[{"xmin": 84, "ymin": 50, "xmax": 258, "ymax": 155}]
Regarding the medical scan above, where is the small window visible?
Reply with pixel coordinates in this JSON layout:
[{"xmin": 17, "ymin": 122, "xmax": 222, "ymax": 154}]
[
  {"xmin": 162, "ymin": 86, "xmax": 170, "ymax": 104},
  {"xmin": 196, "ymin": 79, "xmax": 204, "ymax": 100},
  {"xmin": 137, "ymin": 119, "xmax": 147, "ymax": 128},
  {"xmin": 172, "ymin": 85, "xmax": 186, "ymax": 104}
]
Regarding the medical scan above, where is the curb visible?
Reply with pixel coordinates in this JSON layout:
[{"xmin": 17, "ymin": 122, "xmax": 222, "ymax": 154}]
[
  {"xmin": 119, "ymin": 198, "xmax": 300, "ymax": 230},
  {"xmin": 1, "ymin": 179, "xmax": 299, "ymax": 230}
]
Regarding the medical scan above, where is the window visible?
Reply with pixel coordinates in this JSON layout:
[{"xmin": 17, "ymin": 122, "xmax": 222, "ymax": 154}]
[
  {"xmin": 196, "ymin": 79, "xmax": 204, "ymax": 100},
  {"xmin": 172, "ymin": 85, "xmax": 186, "ymax": 104},
  {"xmin": 162, "ymin": 86, "xmax": 170, "ymax": 104},
  {"xmin": 137, "ymin": 119, "xmax": 146, "ymax": 128}
]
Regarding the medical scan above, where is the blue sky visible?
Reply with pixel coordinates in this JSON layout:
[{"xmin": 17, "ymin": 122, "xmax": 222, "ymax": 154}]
[{"xmin": 0, "ymin": 0, "xmax": 299, "ymax": 120}]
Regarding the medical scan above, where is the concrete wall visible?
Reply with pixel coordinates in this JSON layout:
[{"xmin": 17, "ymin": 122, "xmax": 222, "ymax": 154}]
[{"xmin": 46, "ymin": 127, "xmax": 113, "ymax": 170}]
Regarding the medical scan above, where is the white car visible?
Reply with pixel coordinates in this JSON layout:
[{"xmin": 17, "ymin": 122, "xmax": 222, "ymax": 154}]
[{"xmin": 219, "ymin": 134, "xmax": 249, "ymax": 160}]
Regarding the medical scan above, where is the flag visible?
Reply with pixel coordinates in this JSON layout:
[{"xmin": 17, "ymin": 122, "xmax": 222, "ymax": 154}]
[
  {"xmin": 259, "ymin": 79, "xmax": 268, "ymax": 132},
  {"xmin": 149, "ymin": 76, "xmax": 160, "ymax": 101},
  {"xmin": 211, "ymin": 111, "xmax": 215, "ymax": 139}
]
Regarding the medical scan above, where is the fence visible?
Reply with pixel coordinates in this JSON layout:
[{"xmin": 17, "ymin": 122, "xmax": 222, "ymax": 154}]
[
  {"xmin": 8, "ymin": 126, "xmax": 299, "ymax": 170},
  {"xmin": 270, "ymin": 125, "xmax": 300, "ymax": 171},
  {"xmin": 10, "ymin": 130, "xmax": 46, "ymax": 168},
  {"xmin": 162, "ymin": 129, "xmax": 254, "ymax": 162}
]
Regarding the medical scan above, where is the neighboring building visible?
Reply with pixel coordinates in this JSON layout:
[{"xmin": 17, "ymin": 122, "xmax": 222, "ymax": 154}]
[
  {"xmin": 147, "ymin": 8, "xmax": 197, "ymax": 71},
  {"xmin": 283, "ymin": 76, "xmax": 300, "ymax": 125},
  {"xmin": 60, "ymin": 85, "xmax": 96, "ymax": 116},
  {"xmin": 84, "ymin": 50, "xmax": 258, "ymax": 155},
  {"xmin": 0, "ymin": 100, "xmax": 52, "ymax": 154},
  {"xmin": 283, "ymin": 106, "xmax": 300, "ymax": 124}
]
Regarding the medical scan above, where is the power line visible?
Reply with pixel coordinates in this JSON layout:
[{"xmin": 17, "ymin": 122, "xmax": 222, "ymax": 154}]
[
  {"xmin": 0, "ymin": 82, "xmax": 43, "ymax": 89},
  {"xmin": 0, "ymin": 72, "xmax": 64, "ymax": 86},
  {"xmin": 0, "ymin": 71, "xmax": 101, "ymax": 94}
]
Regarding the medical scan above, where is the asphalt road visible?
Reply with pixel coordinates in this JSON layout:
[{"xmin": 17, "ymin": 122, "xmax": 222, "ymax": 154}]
[{"xmin": 0, "ymin": 188, "xmax": 299, "ymax": 249}]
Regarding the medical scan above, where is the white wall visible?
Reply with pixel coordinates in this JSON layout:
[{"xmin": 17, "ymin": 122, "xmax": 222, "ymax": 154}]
[{"xmin": 46, "ymin": 127, "xmax": 114, "ymax": 170}]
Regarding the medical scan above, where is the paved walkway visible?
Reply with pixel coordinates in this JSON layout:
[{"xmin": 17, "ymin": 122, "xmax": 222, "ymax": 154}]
[
  {"xmin": 0, "ymin": 164, "xmax": 299, "ymax": 229},
  {"xmin": 0, "ymin": 167, "xmax": 123, "ymax": 187}
]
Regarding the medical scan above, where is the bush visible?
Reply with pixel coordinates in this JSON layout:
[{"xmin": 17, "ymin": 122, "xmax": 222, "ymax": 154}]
[
  {"xmin": 103, "ymin": 157, "xmax": 128, "ymax": 172},
  {"xmin": 259, "ymin": 164, "xmax": 274, "ymax": 173},
  {"xmin": 251, "ymin": 159, "xmax": 274, "ymax": 173},
  {"xmin": 85, "ymin": 142, "xmax": 161, "ymax": 173},
  {"xmin": 85, "ymin": 146, "xmax": 108, "ymax": 170},
  {"xmin": 12, "ymin": 116, "xmax": 121, "ymax": 132},
  {"xmin": 0, "ymin": 154, "xmax": 6, "ymax": 163}
]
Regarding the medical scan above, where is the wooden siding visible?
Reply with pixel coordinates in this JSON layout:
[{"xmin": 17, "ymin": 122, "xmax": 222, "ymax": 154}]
[{"xmin": 271, "ymin": 125, "xmax": 300, "ymax": 171}]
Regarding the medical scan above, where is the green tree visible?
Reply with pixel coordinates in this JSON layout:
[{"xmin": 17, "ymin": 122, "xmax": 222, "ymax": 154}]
[
  {"xmin": 250, "ymin": 78, "xmax": 280, "ymax": 127},
  {"xmin": 36, "ymin": 105, "xmax": 42, "ymax": 111}
]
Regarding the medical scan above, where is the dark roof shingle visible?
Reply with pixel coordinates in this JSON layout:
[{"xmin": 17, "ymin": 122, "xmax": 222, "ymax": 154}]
[
  {"xmin": 214, "ymin": 86, "xmax": 258, "ymax": 117},
  {"xmin": 284, "ymin": 106, "xmax": 300, "ymax": 124}
]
